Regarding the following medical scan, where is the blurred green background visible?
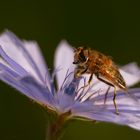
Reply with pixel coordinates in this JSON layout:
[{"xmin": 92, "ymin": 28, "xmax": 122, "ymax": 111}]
[{"xmin": 0, "ymin": 0, "xmax": 140, "ymax": 140}]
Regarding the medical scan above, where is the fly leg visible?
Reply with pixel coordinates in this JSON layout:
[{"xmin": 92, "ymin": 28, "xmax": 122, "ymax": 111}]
[
  {"xmin": 88, "ymin": 73, "xmax": 94, "ymax": 85},
  {"xmin": 113, "ymin": 86, "xmax": 119, "ymax": 114},
  {"xmin": 97, "ymin": 75, "xmax": 119, "ymax": 115},
  {"xmin": 83, "ymin": 73, "xmax": 94, "ymax": 88},
  {"xmin": 74, "ymin": 67, "xmax": 88, "ymax": 78},
  {"xmin": 75, "ymin": 66, "xmax": 94, "ymax": 92},
  {"xmin": 76, "ymin": 73, "xmax": 94, "ymax": 99},
  {"xmin": 77, "ymin": 73, "xmax": 94, "ymax": 92}
]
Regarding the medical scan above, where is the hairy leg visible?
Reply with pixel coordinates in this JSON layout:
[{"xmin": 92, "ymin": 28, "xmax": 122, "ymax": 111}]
[
  {"xmin": 74, "ymin": 67, "xmax": 88, "ymax": 78},
  {"xmin": 97, "ymin": 75, "xmax": 119, "ymax": 115}
]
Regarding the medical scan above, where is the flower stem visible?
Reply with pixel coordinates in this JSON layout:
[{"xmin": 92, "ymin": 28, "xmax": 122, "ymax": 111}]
[{"xmin": 46, "ymin": 111, "xmax": 71, "ymax": 140}]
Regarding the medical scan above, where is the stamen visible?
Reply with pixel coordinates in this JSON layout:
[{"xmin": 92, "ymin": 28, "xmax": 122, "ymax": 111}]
[
  {"xmin": 90, "ymin": 89, "xmax": 102, "ymax": 99},
  {"xmin": 75, "ymin": 77, "xmax": 87, "ymax": 100},
  {"xmin": 59, "ymin": 69, "xmax": 81, "ymax": 96},
  {"xmin": 60, "ymin": 70, "xmax": 74, "ymax": 91},
  {"xmin": 85, "ymin": 89, "xmax": 102, "ymax": 102},
  {"xmin": 44, "ymin": 67, "xmax": 62, "ymax": 94},
  {"xmin": 75, "ymin": 79, "xmax": 102, "ymax": 102},
  {"xmin": 78, "ymin": 85, "xmax": 93, "ymax": 102},
  {"xmin": 44, "ymin": 71, "xmax": 55, "ymax": 94},
  {"xmin": 51, "ymin": 67, "xmax": 62, "ymax": 83},
  {"xmin": 64, "ymin": 79, "xmax": 78, "ymax": 96}
]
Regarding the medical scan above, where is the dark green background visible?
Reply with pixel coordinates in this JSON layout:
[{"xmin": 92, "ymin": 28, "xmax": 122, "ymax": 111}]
[{"xmin": 0, "ymin": 0, "xmax": 140, "ymax": 140}]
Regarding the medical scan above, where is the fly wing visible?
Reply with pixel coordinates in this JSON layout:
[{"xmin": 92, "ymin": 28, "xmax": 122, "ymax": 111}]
[{"xmin": 97, "ymin": 63, "xmax": 126, "ymax": 90}]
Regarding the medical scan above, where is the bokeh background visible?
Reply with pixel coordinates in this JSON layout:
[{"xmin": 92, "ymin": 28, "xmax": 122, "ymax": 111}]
[{"xmin": 0, "ymin": 0, "xmax": 140, "ymax": 140}]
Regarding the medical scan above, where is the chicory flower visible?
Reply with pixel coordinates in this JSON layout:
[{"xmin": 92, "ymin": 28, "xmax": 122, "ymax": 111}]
[{"xmin": 0, "ymin": 31, "xmax": 140, "ymax": 140}]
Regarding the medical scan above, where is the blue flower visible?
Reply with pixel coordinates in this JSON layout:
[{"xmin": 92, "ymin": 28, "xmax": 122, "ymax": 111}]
[{"xmin": 1, "ymin": 30, "xmax": 140, "ymax": 133}]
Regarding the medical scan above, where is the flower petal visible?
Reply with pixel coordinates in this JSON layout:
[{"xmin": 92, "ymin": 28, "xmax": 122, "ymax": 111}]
[
  {"xmin": 0, "ymin": 63, "xmax": 20, "ymax": 78},
  {"xmin": 0, "ymin": 66, "xmax": 55, "ymax": 107},
  {"xmin": 75, "ymin": 109, "xmax": 140, "ymax": 130},
  {"xmin": 0, "ymin": 31, "xmax": 35, "ymax": 75},
  {"xmin": 120, "ymin": 72, "xmax": 140, "ymax": 87},
  {"xmin": 23, "ymin": 41, "xmax": 52, "ymax": 92},
  {"xmin": 121, "ymin": 62, "xmax": 140, "ymax": 76},
  {"xmin": 0, "ymin": 31, "xmax": 51, "ymax": 86},
  {"xmin": 0, "ymin": 31, "xmax": 54, "ymax": 106},
  {"xmin": 72, "ymin": 104, "xmax": 140, "ymax": 130},
  {"xmin": 54, "ymin": 40, "xmax": 75, "ymax": 89},
  {"xmin": 120, "ymin": 62, "xmax": 140, "ymax": 87},
  {"xmin": 20, "ymin": 76, "xmax": 55, "ymax": 107},
  {"xmin": 91, "ymin": 88, "xmax": 140, "ymax": 104},
  {"xmin": 0, "ymin": 71, "xmax": 39, "ymax": 102},
  {"xmin": 128, "ymin": 121, "xmax": 140, "ymax": 130},
  {"xmin": 72, "ymin": 88, "xmax": 140, "ymax": 130},
  {"xmin": 0, "ymin": 46, "xmax": 28, "ymax": 76},
  {"xmin": 72, "ymin": 101, "xmax": 132, "ymax": 124}
]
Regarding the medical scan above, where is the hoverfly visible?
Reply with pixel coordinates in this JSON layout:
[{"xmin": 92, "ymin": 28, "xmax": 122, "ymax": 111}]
[{"xmin": 73, "ymin": 47, "xmax": 127, "ymax": 114}]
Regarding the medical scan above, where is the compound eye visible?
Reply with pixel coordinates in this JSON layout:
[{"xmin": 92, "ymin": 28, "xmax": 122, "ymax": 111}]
[{"xmin": 79, "ymin": 51, "xmax": 86, "ymax": 62}]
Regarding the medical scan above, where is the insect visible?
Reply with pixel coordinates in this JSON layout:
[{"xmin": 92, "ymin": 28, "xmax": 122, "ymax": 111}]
[{"xmin": 73, "ymin": 47, "xmax": 127, "ymax": 114}]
